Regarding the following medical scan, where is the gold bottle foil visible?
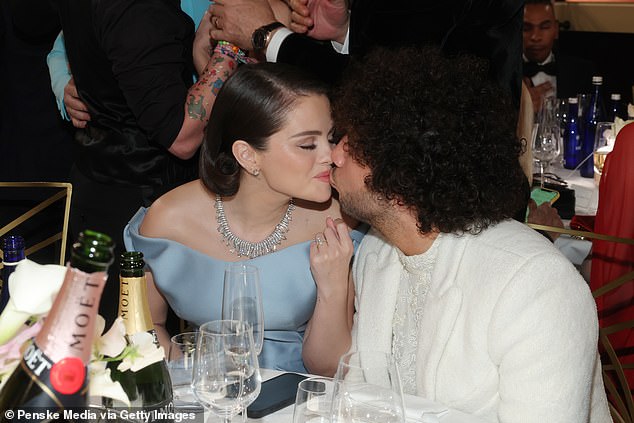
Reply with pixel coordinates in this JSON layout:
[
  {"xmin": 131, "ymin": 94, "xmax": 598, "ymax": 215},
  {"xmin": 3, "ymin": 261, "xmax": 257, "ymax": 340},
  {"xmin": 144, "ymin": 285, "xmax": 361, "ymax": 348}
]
[{"xmin": 118, "ymin": 276, "xmax": 154, "ymax": 334}]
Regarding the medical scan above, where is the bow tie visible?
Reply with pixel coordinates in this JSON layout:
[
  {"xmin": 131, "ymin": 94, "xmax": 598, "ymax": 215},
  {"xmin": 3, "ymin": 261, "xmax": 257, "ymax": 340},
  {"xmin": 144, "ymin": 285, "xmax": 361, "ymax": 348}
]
[{"xmin": 523, "ymin": 61, "xmax": 557, "ymax": 78}]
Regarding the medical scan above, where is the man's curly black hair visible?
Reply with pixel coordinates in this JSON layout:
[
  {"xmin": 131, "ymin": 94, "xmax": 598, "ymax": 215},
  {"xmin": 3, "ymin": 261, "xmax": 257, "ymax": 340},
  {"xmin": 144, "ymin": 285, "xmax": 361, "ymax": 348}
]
[{"xmin": 331, "ymin": 46, "xmax": 529, "ymax": 235}]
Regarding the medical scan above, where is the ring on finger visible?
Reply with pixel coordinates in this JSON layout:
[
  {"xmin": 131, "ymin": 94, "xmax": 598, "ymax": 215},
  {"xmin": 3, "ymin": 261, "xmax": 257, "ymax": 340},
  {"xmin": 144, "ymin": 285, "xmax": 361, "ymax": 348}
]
[{"xmin": 314, "ymin": 233, "xmax": 326, "ymax": 247}]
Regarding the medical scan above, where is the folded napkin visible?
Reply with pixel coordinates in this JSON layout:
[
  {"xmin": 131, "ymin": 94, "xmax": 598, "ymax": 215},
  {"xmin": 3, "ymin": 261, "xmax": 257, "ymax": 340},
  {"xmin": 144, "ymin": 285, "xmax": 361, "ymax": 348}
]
[{"xmin": 404, "ymin": 394, "xmax": 449, "ymax": 423}]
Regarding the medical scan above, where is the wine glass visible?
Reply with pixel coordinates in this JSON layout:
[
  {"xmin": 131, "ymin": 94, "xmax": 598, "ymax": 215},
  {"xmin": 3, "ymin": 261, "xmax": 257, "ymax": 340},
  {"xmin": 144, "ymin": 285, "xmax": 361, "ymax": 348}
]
[
  {"xmin": 222, "ymin": 264, "xmax": 264, "ymax": 355},
  {"xmin": 533, "ymin": 124, "xmax": 562, "ymax": 188},
  {"xmin": 191, "ymin": 320, "xmax": 262, "ymax": 423},
  {"xmin": 593, "ymin": 122, "xmax": 616, "ymax": 178},
  {"xmin": 331, "ymin": 351, "xmax": 405, "ymax": 423}
]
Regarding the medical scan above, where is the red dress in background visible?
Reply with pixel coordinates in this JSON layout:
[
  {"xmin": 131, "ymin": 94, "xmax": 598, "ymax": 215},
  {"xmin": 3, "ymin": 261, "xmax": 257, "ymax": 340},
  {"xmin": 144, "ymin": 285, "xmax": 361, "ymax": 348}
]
[{"xmin": 591, "ymin": 122, "xmax": 634, "ymax": 388}]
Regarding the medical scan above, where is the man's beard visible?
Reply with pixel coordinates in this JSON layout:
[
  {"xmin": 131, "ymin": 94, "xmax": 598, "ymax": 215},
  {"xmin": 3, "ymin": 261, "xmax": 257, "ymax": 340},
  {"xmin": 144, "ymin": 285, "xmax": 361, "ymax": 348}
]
[{"xmin": 338, "ymin": 189, "xmax": 390, "ymax": 227}]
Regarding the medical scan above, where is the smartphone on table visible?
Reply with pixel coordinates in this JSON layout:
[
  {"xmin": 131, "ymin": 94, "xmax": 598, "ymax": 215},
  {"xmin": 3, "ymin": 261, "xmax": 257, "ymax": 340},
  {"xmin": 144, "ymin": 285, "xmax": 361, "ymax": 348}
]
[{"xmin": 246, "ymin": 373, "xmax": 308, "ymax": 418}]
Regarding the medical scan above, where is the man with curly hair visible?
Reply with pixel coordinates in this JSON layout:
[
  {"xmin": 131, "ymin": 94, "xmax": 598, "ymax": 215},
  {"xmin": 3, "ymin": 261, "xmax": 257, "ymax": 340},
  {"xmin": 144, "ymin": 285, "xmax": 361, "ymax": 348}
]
[{"xmin": 303, "ymin": 46, "xmax": 611, "ymax": 421}]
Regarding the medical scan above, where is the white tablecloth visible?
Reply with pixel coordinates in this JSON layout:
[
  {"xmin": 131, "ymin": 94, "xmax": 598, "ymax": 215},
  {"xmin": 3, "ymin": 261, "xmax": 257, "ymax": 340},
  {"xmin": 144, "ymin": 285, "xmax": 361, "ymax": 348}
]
[{"xmin": 255, "ymin": 370, "xmax": 487, "ymax": 423}]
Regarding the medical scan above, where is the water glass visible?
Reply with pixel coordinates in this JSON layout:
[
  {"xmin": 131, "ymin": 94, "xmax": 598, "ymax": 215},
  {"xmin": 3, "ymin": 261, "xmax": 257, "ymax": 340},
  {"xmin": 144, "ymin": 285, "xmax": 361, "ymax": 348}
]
[
  {"xmin": 331, "ymin": 351, "xmax": 405, "ymax": 423},
  {"xmin": 167, "ymin": 332, "xmax": 198, "ymax": 405},
  {"xmin": 293, "ymin": 377, "xmax": 334, "ymax": 423}
]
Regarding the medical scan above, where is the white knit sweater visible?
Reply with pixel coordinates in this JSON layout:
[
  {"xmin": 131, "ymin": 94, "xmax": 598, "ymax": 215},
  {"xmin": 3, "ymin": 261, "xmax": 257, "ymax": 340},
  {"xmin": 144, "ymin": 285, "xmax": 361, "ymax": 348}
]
[{"xmin": 351, "ymin": 220, "xmax": 612, "ymax": 422}]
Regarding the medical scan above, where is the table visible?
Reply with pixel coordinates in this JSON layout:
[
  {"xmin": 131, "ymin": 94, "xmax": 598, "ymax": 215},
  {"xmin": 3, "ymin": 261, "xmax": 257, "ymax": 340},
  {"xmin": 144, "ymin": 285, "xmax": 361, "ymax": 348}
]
[
  {"xmin": 254, "ymin": 370, "xmax": 487, "ymax": 423},
  {"xmin": 551, "ymin": 164, "xmax": 599, "ymax": 216},
  {"xmin": 543, "ymin": 164, "xmax": 596, "ymax": 271}
]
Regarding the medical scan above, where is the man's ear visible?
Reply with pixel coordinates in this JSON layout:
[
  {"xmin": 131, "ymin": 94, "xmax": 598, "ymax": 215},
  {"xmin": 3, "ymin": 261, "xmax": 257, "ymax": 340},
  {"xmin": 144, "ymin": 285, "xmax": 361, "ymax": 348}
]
[
  {"xmin": 554, "ymin": 19, "xmax": 560, "ymax": 40},
  {"xmin": 232, "ymin": 140, "xmax": 258, "ymax": 174}
]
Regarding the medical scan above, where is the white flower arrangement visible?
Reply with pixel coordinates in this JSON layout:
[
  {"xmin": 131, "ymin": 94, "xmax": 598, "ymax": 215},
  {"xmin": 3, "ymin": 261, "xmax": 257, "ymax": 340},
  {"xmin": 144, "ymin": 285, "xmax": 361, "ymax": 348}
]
[{"xmin": 0, "ymin": 259, "xmax": 164, "ymax": 404}]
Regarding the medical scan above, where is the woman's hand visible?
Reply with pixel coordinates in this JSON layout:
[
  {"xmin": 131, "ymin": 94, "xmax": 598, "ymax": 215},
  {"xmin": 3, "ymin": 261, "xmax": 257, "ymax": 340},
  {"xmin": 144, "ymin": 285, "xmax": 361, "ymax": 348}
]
[{"xmin": 309, "ymin": 216, "xmax": 353, "ymax": 299}]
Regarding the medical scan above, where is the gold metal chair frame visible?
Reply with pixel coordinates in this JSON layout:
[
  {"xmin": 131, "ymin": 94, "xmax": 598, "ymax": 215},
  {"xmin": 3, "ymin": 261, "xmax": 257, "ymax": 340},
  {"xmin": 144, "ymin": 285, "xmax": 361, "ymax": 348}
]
[
  {"xmin": 528, "ymin": 223, "xmax": 634, "ymax": 422},
  {"xmin": 0, "ymin": 182, "xmax": 72, "ymax": 266}
]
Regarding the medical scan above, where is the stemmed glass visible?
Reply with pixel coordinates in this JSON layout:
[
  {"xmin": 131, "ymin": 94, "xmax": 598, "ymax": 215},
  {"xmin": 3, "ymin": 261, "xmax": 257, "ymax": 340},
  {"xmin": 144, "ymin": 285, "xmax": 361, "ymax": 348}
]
[
  {"xmin": 331, "ymin": 351, "xmax": 405, "ymax": 423},
  {"xmin": 534, "ymin": 97, "xmax": 562, "ymax": 188},
  {"xmin": 191, "ymin": 320, "xmax": 261, "ymax": 423},
  {"xmin": 222, "ymin": 264, "xmax": 264, "ymax": 355},
  {"xmin": 593, "ymin": 122, "xmax": 616, "ymax": 177}
]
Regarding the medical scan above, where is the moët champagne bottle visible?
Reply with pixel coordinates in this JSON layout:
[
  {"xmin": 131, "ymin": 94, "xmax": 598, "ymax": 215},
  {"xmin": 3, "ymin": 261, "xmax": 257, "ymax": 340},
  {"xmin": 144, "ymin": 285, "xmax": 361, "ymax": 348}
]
[
  {"xmin": 0, "ymin": 230, "xmax": 114, "ymax": 420},
  {"xmin": 104, "ymin": 251, "xmax": 173, "ymax": 419}
]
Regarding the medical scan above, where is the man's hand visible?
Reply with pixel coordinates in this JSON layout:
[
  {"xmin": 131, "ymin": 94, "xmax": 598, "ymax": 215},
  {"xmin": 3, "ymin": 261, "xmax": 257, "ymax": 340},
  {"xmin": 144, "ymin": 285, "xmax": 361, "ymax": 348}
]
[
  {"xmin": 289, "ymin": 0, "xmax": 349, "ymax": 43},
  {"xmin": 524, "ymin": 77, "xmax": 553, "ymax": 113},
  {"xmin": 209, "ymin": 0, "xmax": 277, "ymax": 52},
  {"xmin": 527, "ymin": 199, "xmax": 563, "ymax": 241},
  {"xmin": 269, "ymin": 0, "xmax": 291, "ymax": 26},
  {"xmin": 64, "ymin": 77, "xmax": 91, "ymax": 128}
]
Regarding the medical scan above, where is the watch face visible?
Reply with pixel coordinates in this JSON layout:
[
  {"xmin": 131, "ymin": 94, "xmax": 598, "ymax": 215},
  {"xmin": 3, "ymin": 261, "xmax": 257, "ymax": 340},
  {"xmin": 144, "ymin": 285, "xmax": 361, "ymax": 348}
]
[{"xmin": 252, "ymin": 29, "xmax": 267, "ymax": 51}]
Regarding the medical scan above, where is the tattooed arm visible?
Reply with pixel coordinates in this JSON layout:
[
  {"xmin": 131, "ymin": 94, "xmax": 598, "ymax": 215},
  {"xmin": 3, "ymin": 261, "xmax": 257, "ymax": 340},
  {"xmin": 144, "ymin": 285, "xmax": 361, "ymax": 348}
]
[{"xmin": 168, "ymin": 49, "xmax": 239, "ymax": 159}]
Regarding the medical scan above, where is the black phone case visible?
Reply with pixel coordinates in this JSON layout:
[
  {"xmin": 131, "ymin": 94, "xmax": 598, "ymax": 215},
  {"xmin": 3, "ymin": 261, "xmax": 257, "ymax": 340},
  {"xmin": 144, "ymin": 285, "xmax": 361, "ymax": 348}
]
[{"xmin": 246, "ymin": 373, "xmax": 308, "ymax": 418}]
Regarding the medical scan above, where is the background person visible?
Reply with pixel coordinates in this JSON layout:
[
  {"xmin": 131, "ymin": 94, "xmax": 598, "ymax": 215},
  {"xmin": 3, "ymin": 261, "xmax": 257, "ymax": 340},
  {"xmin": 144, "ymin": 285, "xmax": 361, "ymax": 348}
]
[
  {"xmin": 209, "ymin": 0, "xmax": 524, "ymax": 104},
  {"xmin": 306, "ymin": 46, "xmax": 610, "ymax": 421},
  {"xmin": 124, "ymin": 63, "xmax": 366, "ymax": 373},
  {"xmin": 50, "ymin": 0, "xmax": 252, "ymax": 325},
  {"xmin": 523, "ymin": 0, "xmax": 595, "ymax": 111}
]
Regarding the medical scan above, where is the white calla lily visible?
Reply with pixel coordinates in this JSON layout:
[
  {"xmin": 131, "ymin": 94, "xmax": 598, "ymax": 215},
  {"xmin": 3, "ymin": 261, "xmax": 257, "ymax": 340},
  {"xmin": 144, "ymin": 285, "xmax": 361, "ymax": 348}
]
[
  {"xmin": 0, "ymin": 260, "xmax": 65, "ymax": 345},
  {"xmin": 93, "ymin": 316, "xmax": 127, "ymax": 358},
  {"xmin": 88, "ymin": 360, "xmax": 131, "ymax": 407},
  {"xmin": 117, "ymin": 331, "xmax": 165, "ymax": 372}
]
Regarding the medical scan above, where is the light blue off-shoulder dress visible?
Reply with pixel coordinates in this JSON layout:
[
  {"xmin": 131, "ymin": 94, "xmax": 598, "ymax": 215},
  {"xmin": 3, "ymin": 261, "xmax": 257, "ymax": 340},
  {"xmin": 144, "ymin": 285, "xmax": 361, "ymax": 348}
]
[{"xmin": 124, "ymin": 207, "xmax": 367, "ymax": 373}]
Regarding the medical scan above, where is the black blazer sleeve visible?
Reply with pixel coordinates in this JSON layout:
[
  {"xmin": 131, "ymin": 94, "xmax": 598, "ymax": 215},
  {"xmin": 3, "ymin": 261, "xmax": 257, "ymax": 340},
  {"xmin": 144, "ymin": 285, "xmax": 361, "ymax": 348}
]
[{"xmin": 277, "ymin": 33, "xmax": 350, "ymax": 84}]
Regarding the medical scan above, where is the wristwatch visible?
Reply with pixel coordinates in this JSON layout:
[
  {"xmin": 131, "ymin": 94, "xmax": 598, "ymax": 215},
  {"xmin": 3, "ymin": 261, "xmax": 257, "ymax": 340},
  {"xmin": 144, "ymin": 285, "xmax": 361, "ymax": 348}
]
[{"xmin": 251, "ymin": 22, "xmax": 285, "ymax": 55}]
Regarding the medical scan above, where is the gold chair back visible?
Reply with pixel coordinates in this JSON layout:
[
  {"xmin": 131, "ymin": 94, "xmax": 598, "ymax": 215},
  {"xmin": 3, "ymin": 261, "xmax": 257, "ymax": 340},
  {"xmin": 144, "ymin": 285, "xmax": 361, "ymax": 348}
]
[
  {"xmin": 528, "ymin": 223, "xmax": 634, "ymax": 422},
  {"xmin": 0, "ymin": 182, "xmax": 72, "ymax": 266}
]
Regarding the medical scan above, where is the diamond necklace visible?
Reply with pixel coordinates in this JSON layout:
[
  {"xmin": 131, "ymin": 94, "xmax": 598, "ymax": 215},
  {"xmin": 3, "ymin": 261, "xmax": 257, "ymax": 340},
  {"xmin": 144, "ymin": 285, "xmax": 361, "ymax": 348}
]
[{"xmin": 215, "ymin": 195, "xmax": 295, "ymax": 259}]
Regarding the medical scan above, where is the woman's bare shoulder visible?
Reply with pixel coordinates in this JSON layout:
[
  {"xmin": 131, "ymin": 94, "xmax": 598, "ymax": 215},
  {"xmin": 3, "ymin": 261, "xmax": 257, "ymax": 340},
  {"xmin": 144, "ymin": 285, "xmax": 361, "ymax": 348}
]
[{"xmin": 140, "ymin": 180, "xmax": 211, "ymax": 239}]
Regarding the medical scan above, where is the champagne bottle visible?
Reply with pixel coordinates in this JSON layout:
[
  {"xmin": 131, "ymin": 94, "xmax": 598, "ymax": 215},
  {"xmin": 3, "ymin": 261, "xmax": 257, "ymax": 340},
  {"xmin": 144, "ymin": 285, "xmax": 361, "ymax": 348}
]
[
  {"xmin": 104, "ymin": 251, "xmax": 173, "ymax": 418},
  {"xmin": 0, "ymin": 235, "xmax": 26, "ymax": 313},
  {"xmin": 0, "ymin": 230, "xmax": 114, "ymax": 419}
]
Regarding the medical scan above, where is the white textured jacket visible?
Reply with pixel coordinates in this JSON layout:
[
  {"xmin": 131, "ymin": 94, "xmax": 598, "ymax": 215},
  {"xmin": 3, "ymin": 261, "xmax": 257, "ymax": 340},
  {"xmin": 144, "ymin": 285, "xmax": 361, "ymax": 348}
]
[{"xmin": 351, "ymin": 220, "xmax": 612, "ymax": 422}]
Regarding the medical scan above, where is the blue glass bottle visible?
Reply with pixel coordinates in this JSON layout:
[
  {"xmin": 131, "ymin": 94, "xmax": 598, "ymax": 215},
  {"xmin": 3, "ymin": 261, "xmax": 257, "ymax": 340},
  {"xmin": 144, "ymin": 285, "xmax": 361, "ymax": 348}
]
[
  {"xmin": 0, "ymin": 235, "xmax": 26, "ymax": 313},
  {"xmin": 607, "ymin": 93, "xmax": 627, "ymax": 122},
  {"xmin": 563, "ymin": 97, "xmax": 582, "ymax": 169},
  {"xmin": 581, "ymin": 76, "xmax": 605, "ymax": 178}
]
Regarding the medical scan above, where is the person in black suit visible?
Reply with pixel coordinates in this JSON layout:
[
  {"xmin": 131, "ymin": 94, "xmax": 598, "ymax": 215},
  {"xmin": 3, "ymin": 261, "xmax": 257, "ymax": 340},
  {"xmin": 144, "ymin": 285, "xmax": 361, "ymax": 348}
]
[
  {"xmin": 209, "ymin": 0, "xmax": 524, "ymax": 105},
  {"xmin": 523, "ymin": 0, "xmax": 595, "ymax": 111}
]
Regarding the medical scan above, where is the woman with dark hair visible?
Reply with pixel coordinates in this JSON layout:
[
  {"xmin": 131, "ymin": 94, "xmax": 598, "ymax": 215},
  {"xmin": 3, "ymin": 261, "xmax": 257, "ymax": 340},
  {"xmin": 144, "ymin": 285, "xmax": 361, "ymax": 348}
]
[{"xmin": 124, "ymin": 63, "xmax": 365, "ymax": 372}]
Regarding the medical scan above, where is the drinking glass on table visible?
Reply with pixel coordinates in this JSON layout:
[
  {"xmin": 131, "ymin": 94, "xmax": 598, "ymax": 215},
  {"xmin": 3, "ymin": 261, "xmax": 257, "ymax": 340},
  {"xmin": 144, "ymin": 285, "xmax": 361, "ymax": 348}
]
[
  {"xmin": 593, "ymin": 122, "xmax": 616, "ymax": 177},
  {"xmin": 168, "ymin": 331, "xmax": 198, "ymax": 405},
  {"xmin": 222, "ymin": 263, "xmax": 264, "ymax": 355},
  {"xmin": 533, "ymin": 123, "xmax": 562, "ymax": 188},
  {"xmin": 331, "ymin": 351, "xmax": 405, "ymax": 423},
  {"xmin": 192, "ymin": 320, "xmax": 261, "ymax": 423},
  {"xmin": 293, "ymin": 377, "xmax": 335, "ymax": 423}
]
